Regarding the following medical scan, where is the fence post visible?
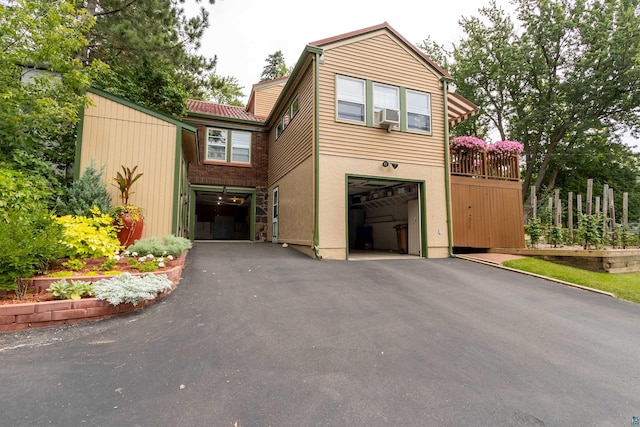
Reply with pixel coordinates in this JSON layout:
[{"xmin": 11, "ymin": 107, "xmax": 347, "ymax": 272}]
[
  {"xmin": 586, "ymin": 179, "xmax": 593, "ymax": 216},
  {"xmin": 568, "ymin": 192, "xmax": 573, "ymax": 243},
  {"xmin": 623, "ymin": 192, "xmax": 629, "ymax": 229},
  {"xmin": 531, "ymin": 186, "xmax": 537, "ymax": 220}
]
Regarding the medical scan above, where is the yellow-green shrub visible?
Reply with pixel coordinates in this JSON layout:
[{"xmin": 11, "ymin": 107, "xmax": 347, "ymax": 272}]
[{"xmin": 56, "ymin": 206, "xmax": 121, "ymax": 259}]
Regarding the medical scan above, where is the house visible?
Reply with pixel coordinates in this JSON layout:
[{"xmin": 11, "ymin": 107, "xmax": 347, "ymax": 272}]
[
  {"xmin": 182, "ymin": 22, "xmax": 479, "ymax": 259},
  {"xmin": 77, "ymin": 23, "xmax": 519, "ymax": 258}
]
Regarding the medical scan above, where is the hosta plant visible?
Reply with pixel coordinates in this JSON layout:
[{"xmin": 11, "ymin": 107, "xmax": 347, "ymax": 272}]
[
  {"xmin": 93, "ymin": 273, "xmax": 173, "ymax": 306},
  {"xmin": 47, "ymin": 279, "xmax": 94, "ymax": 300}
]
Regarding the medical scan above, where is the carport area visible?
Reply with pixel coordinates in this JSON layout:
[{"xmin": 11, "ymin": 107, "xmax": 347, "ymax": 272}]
[{"xmin": 1, "ymin": 242, "xmax": 639, "ymax": 426}]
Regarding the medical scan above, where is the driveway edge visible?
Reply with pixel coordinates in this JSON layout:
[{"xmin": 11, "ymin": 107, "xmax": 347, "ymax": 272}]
[{"xmin": 455, "ymin": 255, "xmax": 616, "ymax": 298}]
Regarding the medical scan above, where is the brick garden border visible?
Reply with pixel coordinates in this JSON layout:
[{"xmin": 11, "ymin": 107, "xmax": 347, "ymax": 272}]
[{"xmin": 0, "ymin": 254, "xmax": 186, "ymax": 333}]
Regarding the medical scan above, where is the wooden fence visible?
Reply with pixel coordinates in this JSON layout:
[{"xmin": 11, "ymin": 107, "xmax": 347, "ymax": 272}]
[
  {"xmin": 450, "ymin": 150, "xmax": 524, "ymax": 248},
  {"xmin": 450, "ymin": 151, "xmax": 520, "ymax": 181}
]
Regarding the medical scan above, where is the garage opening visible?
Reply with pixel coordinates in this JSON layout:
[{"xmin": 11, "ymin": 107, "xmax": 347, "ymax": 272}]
[
  {"xmin": 194, "ymin": 190, "xmax": 252, "ymax": 240},
  {"xmin": 347, "ymin": 177, "xmax": 422, "ymax": 258}
]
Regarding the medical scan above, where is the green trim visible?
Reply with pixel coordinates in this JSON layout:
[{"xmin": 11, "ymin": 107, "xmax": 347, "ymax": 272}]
[
  {"xmin": 399, "ymin": 87, "xmax": 407, "ymax": 132},
  {"xmin": 171, "ymin": 131, "xmax": 182, "ymax": 234},
  {"xmin": 74, "ymin": 104, "xmax": 86, "ymax": 180},
  {"xmin": 313, "ymin": 52, "xmax": 322, "ymax": 259},
  {"xmin": 441, "ymin": 77, "xmax": 454, "ymax": 256},
  {"xmin": 189, "ymin": 185, "xmax": 257, "ymax": 241},
  {"xmin": 272, "ymin": 186, "xmax": 279, "ymax": 242},
  {"xmin": 344, "ymin": 177, "xmax": 350, "ymax": 259},
  {"xmin": 189, "ymin": 188, "xmax": 196, "ymax": 240},
  {"xmin": 88, "ymin": 87, "xmax": 197, "ymax": 132},
  {"xmin": 420, "ymin": 181, "xmax": 428, "ymax": 258},
  {"xmin": 365, "ymin": 80, "xmax": 373, "ymax": 127}
]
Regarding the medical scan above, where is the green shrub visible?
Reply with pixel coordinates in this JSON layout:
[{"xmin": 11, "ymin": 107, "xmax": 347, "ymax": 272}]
[
  {"xmin": 547, "ymin": 225, "xmax": 566, "ymax": 247},
  {"xmin": 576, "ymin": 213, "xmax": 603, "ymax": 249},
  {"xmin": 99, "ymin": 257, "xmax": 118, "ymax": 271},
  {"xmin": 46, "ymin": 271, "xmax": 74, "ymax": 278},
  {"xmin": 127, "ymin": 256, "xmax": 161, "ymax": 273},
  {"xmin": 525, "ymin": 218, "xmax": 544, "ymax": 248},
  {"xmin": 62, "ymin": 259, "xmax": 86, "ymax": 271},
  {"xmin": 126, "ymin": 235, "xmax": 192, "ymax": 257},
  {"xmin": 57, "ymin": 161, "xmax": 111, "ymax": 216},
  {"xmin": 93, "ymin": 273, "xmax": 172, "ymax": 306},
  {"xmin": 56, "ymin": 206, "xmax": 121, "ymax": 259},
  {"xmin": 0, "ymin": 167, "xmax": 67, "ymax": 295},
  {"xmin": 47, "ymin": 279, "xmax": 94, "ymax": 300}
]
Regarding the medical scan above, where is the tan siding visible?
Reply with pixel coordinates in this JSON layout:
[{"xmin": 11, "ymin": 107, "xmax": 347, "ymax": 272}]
[
  {"xmin": 268, "ymin": 66, "xmax": 315, "ymax": 186},
  {"xmin": 80, "ymin": 92, "xmax": 177, "ymax": 239},
  {"xmin": 318, "ymin": 33, "xmax": 446, "ymax": 166},
  {"xmin": 254, "ymin": 83, "xmax": 285, "ymax": 117},
  {"xmin": 451, "ymin": 176, "xmax": 525, "ymax": 248}
]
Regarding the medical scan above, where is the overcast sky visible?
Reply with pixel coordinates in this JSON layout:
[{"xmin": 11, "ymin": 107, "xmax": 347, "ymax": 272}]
[{"xmin": 183, "ymin": 0, "xmax": 638, "ymax": 150}]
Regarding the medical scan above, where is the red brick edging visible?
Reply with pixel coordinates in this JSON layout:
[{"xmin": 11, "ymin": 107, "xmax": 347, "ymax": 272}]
[{"xmin": 0, "ymin": 255, "xmax": 186, "ymax": 333}]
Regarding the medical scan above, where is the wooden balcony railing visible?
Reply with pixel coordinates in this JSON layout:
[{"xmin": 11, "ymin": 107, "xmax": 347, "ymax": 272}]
[{"xmin": 450, "ymin": 150, "xmax": 520, "ymax": 181}]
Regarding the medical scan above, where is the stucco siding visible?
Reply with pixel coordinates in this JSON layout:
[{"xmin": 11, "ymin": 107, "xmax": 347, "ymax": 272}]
[
  {"xmin": 317, "ymin": 154, "xmax": 448, "ymax": 260},
  {"xmin": 318, "ymin": 32, "xmax": 446, "ymax": 166},
  {"xmin": 268, "ymin": 65, "xmax": 315, "ymax": 186},
  {"xmin": 80, "ymin": 92, "xmax": 177, "ymax": 239},
  {"xmin": 268, "ymin": 156, "xmax": 314, "ymax": 246}
]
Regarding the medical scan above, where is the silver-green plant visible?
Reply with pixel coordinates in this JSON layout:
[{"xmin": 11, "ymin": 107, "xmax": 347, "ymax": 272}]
[
  {"xmin": 126, "ymin": 235, "xmax": 192, "ymax": 257},
  {"xmin": 92, "ymin": 273, "xmax": 172, "ymax": 306}
]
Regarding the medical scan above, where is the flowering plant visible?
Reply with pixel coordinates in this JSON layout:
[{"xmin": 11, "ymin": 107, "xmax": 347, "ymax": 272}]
[
  {"xmin": 450, "ymin": 136, "xmax": 488, "ymax": 153},
  {"xmin": 487, "ymin": 140, "xmax": 524, "ymax": 155}
]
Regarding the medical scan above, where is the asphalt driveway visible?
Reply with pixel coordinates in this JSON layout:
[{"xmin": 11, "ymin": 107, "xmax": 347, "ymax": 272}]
[{"xmin": 1, "ymin": 242, "xmax": 640, "ymax": 426}]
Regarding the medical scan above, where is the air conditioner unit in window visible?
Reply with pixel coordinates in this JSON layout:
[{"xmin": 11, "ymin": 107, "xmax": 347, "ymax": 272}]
[{"xmin": 377, "ymin": 108, "xmax": 400, "ymax": 131}]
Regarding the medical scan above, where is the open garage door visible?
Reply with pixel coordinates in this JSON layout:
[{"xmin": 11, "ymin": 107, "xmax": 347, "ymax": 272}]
[
  {"xmin": 347, "ymin": 177, "xmax": 422, "ymax": 258},
  {"xmin": 194, "ymin": 189, "xmax": 252, "ymax": 240}
]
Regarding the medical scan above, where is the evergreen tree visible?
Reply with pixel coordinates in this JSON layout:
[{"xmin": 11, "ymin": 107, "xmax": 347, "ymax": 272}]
[
  {"xmin": 260, "ymin": 50, "xmax": 291, "ymax": 81},
  {"xmin": 57, "ymin": 161, "xmax": 112, "ymax": 216}
]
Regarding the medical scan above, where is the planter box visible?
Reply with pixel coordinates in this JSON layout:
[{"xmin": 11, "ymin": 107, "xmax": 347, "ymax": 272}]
[
  {"xmin": 0, "ymin": 251, "xmax": 188, "ymax": 333},
  {"xmin": 490, "ymin": 248, "xmax": 640, "ymax": 273}
]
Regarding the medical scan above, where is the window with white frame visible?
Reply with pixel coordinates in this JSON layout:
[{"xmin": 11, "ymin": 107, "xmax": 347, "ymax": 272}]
[
  {"xmin": 373, "ymin": 83, "xmax": 399, "ymax": 124},
  {"xmin": 206, "ymin": 128, "xmax": 251, "ymax": 164},
  {"xmin": 336, "ymin": 75, "xmax": 365, "ymax": 122},
  {"xmin": 231, "ymin": 131, "xmax": 251, "ymax": 163},
  {"xmin": 206, "ymin": 128, "xmax": 227, "ymax": 161},
  {"xmin": 406, "ymin": 90, "xmax": 431, "ymax": 132}
]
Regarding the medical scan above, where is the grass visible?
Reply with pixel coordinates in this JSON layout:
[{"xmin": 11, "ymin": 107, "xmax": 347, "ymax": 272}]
[{"xmin": 502, "ymin": 258, "xmax": 640, "ymax": 304}]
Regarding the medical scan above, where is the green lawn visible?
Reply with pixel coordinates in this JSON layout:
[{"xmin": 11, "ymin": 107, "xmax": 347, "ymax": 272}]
[{"xmin": 502, "ymin": 258, "xmax": 640, "ymax": 304}]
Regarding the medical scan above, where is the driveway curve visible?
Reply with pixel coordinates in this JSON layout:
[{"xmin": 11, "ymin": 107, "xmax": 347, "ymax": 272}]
[{"xmin": 1, "ymin": 242, "xmax": 640, "ymax": 426}]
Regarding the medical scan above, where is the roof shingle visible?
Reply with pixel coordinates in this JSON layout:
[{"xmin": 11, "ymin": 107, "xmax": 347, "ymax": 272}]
[{"xmin": 186, "ymin": 99, "xmax": 266, "ymax": 122}]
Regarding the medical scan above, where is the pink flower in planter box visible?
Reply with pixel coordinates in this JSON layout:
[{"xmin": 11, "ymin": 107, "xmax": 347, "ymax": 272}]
[
  {"xmin": 450, "ymin": 136, "xmax": 488, "ymax": 153},
  {"xmin": 488, "ymin": 140, "xmax": 523, "ymax": 156}
]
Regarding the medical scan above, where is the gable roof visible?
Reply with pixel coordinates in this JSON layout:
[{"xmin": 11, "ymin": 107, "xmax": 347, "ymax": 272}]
[
  {"xmin": 186, "ymin": 99, "xmax": 266, "ymax": 123},
  {"xmin": 309, "ymin": 22, "xmax": 451, "ymax": 79}
]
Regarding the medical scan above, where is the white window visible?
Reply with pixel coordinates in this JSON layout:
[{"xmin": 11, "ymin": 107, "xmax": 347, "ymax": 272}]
[
  {"xmin": 373, "ymin": 83, "xmax": 399, "ymax": 124},
  {"xmin": 206, "ymin": 128, "xmax": 251, "ymax": 163},
  {"xmin": 407, "ymin": 90, "xmax": 431, "ymax": 132},
  {"xmin": 231, "ymin": 131, "xmax": 251, "ymax": 163},
  {"xmin": 336, "ymin": 75, "xmax": 365, "ymax": 122},
  {"xmin": 206, "ymin": 128, "xmax": 227, "ymax": 161}
]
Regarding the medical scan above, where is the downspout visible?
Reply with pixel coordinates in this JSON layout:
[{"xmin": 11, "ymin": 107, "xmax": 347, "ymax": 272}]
[
  {"xmin": 441, "ymin": 77, "xmax": 454, "ymax": 257},
  {"xmin": 313, "ymin": 52, "xmax": 322, "ymax": 259}
]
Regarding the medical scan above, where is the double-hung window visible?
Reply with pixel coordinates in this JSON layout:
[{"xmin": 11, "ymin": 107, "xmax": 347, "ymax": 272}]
[
  {"xmin": 373, "ymin": 83, "xmax": 399, "ymax": 124},
  {"xmin": 406, "ymin": 90, "xmax": 431, "ymax": 132},
  {"xmin": 206, "ymin": 129, "xmax": 227, "ymax": 161},
  {"xmin": 206, "ymin": 128, "xmax": 251, "ymax": 164},
  {"xmin": 336, "ymin": 75, "xmax": 365, "ymax": 122},
  {"xmin": 231, "ymin": 131, "xmax": 251, "ymax": 163}
]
